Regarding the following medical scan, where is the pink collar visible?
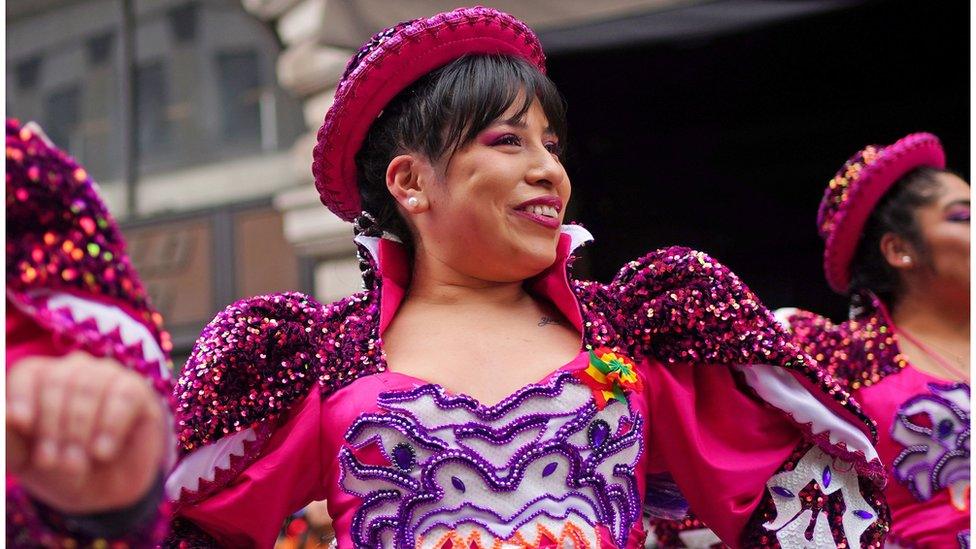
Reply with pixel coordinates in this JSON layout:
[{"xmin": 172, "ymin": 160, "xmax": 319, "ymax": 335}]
[{"xmin": 354, "ymin": 225, "xmax": 594, "ymax": 338}]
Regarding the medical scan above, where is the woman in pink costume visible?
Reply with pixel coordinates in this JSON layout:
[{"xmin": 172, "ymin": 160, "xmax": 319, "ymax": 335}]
[
  {"xmin": 165, "ymin": 8, "xmax": 891, "ymax": 548},
  {"xmin": 782, "ymin": 133, "xmax": 970, "ymax": 548},
  {"xmin": 6, "ymin": 119, "xmax": 174, "ymax": 547}
]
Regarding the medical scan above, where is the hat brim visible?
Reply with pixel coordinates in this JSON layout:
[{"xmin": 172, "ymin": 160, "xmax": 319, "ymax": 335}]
[
  {"xmin": 823, "ymin": 133, "xmax": 945, "ymax": 293},
  {"xmin": 312, "ymin": 8, "xmax": 546, "ymax": 222}
]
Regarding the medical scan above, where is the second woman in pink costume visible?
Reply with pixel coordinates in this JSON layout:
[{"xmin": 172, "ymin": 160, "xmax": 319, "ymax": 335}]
[{"xmin": 783, "ymin": 133, "xmax": 970, "ymax": 548}]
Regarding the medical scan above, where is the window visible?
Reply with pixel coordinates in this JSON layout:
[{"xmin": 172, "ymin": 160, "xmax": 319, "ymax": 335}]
[
  {"xmin": 168, "ymin": 3, "xmax": 198, "ymax": 44},
  {"xmin": 44, "ymin": 85, "xmax": 81, "ymax": 150},
  {"xmin": 136, "ymin": 61, "xmax": 171, "ymax": 155},
  {"xmin": 216, "ymin": 50, "xmax": 261, "ymax": 144},
  {"xmin": 15, "ymin": 57, "xmax": 42, "ymax": 90},
  {"xmin": 87, "ymin": 33, "xmax": 114, "ymax": 66}
]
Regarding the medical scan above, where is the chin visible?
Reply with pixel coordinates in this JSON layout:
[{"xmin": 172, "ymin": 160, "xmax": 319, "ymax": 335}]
[{"xmin": 519, "ymin": 243, "xmax": 559, "ymax": 273}]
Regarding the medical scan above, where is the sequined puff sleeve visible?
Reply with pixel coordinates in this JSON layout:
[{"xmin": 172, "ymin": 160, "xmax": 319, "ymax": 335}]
[
  {"xmin": 164, "ymin": 292, "xmax": 335, "ymax": 547},
  {"xmin": 779, "ymin": 304, "xmax": 908, "ymax": 394},
  {"xmin": 6, "ymin": 118, "xmax": 174, "ymax": 548},
  {"xmin": 597, "ymin": 247, "xmax": 890, "ymax": 548}
]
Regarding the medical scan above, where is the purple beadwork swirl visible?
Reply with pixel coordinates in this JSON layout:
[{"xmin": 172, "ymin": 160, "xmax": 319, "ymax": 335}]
[
  {"xmin": 892, "ymin": 383, "xmax": 970, "ymax": 504},
  {"xmin": 338, "ymin": 372, "xmax": 643, "ymax": 548}
]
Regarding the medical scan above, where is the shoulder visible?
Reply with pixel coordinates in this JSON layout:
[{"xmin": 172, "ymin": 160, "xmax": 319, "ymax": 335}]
[
  {"xmin": 778, "ymin": 306, "xmax": 900, "ymax": 391},
  {"xmin": 580, "ymin": 246, "xmax": 787, "ymax": 367},
  {"xmin": 175, "ymin": 290, "xmax": 372, "ymax": 453}
]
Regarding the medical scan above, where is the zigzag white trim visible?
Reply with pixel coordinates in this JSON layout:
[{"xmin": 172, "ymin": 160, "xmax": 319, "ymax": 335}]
[
  {"xmin": 39, "ymin": 291, "xmax": 170, "ymax": 380},
  {"xmin": 165, "ymin": 427, "xmax": 258, "ymax": 501}
]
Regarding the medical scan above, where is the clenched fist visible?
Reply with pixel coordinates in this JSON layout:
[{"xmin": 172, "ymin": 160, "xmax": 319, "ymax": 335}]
[{"xmin": 6, "ymin": 351, "xmax": 168, "ymax": 515}]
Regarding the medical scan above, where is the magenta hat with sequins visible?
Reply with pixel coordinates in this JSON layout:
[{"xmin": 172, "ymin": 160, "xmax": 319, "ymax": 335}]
[
  {"xmin": 818, "ymin": 132, "xmax": 945, "ymax": 294},
  {"xmin": 312, "ymin": 7, "xmax": 547, "ymax": 222}
]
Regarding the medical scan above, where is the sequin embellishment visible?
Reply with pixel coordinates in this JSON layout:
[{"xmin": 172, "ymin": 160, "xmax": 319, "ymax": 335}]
[
  {"xmin": 338, "ymin": 372, "xmax": 643, "ymax": 548},
  {"xmin": 764, "ymin": 446, "xmax": 879, "ymax": 547}
]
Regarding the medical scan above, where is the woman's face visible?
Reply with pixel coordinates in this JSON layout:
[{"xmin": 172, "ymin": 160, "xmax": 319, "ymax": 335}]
[
  {"xmin": 412, "ymin": 97, "xmax": 570, "ymax": 282},
  {"xmin": 913, "ymin": 172, "xmax": 970, "ymax": 299}
]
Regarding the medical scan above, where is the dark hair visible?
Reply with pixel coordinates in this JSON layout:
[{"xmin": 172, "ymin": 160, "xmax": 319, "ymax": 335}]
[
  {"xmin": 849, "ymin": 166, "xmax": 947, "ymax": 304},
  {"xmin": 354, "ymin": 54, "xmax": 567, "ymax": 246}
]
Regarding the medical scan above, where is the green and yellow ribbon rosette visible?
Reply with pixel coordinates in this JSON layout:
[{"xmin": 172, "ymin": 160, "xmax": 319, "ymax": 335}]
[{"xmin": 574, "ymin": 347, "xmax": 644, "ymax": 409}]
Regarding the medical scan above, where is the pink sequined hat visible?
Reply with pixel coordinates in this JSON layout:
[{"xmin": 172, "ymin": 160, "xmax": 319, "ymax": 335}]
[
  {"xmin": 818, "ymin": 132, "xmax": 945, "ymax": 294},
  {"xmin": 312, "ymin": 7, "xmax": 546, "ymax": 222}
]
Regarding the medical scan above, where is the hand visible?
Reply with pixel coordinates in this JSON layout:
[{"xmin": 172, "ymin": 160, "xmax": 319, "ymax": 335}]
[{"xmin": 6, "ymin": 351, "xmax": 168, "ymax": 514}]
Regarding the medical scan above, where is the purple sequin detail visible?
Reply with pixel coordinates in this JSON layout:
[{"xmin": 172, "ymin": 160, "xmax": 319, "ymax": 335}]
[
  {"xmin": 822, "ymin": 465, "xmax": 832, "ymax": 488},
  {"xmin": 450, "ymin": 476, "xmax": 466, "ymax": 492},
  {"xmin": 772, "ymin": 486, "xmax": 795, "ymax": 498},
  {"xmin": 588, "ymin": 419, "xmax": 610, "ymax": 448},
  {"xmin": 854, "ymin": 510, "xmax": 874, "ymax": 520},
  {"xmin": 392, "ymin": 443, "xmax": 416, "ymax": 471},
  {"xmin": 542, "ymin": 462, "xmax": 558, "ymax": 477}
]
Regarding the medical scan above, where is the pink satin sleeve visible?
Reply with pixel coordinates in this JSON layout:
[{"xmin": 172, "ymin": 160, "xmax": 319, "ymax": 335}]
[
  {"xmin": 641, "ymin": 359, "xmax": 801, "ymax": 545},
  {"xmin": 173, "ymin": 389, "xmax": 327, "ymax": 547}
]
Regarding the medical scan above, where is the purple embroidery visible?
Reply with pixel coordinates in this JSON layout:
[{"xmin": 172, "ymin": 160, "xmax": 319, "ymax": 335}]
[
  {"xmin": 338, "ymin": 372, "xmax": 643, "ymax": 548},
  {"xmin": 588, "ymin": 419, "xmax": 610, "ymax": 448},
  {"xmin": 891, "ymin": 383, "xmax": 970, "ymax": 505},
  {"xmin": 392, "ymin": 443, "xmax": 416, "ymax": 471}
]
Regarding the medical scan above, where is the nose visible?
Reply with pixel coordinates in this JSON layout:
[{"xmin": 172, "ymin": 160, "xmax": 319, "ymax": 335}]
[{"xmin": 525, "ymin": 146, "xmax": 565, "ymax": 188}]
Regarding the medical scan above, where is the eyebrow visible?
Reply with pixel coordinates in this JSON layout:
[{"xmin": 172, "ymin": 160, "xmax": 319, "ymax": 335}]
[
  {"xmin": 944, "ymin": 199, "xmax": 971, "ymax": 210},
  {"xmin": 498, "ymin": 116, "xmax": 556, "ymax": 136}
]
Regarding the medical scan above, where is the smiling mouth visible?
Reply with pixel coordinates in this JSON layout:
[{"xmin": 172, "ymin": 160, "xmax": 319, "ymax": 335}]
[
  {"xmin": 513, "ymin": 198, "xmax": 562, "ymax": 229},
  {"xmin": 518, "ymin": 204, "xmax": 559, "ymax": 218},
  {"xmin": 513, "ymin": 207, "xmax": 561, "ymax": 229}
]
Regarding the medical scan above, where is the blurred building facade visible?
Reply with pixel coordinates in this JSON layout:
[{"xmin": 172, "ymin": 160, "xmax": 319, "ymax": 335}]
[{"xmin": 7, "ymin": 0, "xmax": 311, "ymax": 362}]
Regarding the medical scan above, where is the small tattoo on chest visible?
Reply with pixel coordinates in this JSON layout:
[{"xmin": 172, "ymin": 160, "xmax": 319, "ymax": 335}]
[{"xmin": 538, "ymin": 316, "xmax": 563, "ymax": 327}]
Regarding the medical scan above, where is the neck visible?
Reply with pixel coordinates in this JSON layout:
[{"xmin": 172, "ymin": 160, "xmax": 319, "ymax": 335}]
[
  {"xmin": 406, "ymin": 246, "xmax": 529, "ymax": 307},
  {"xmin": 890, "ymin": 286, "xmax": 970, "ymax": 342}
]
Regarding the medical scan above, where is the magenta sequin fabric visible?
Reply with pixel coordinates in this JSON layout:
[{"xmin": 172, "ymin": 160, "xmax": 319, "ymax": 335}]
[
  {"xmin": 6, "ymin": 118, "xmax": 174, "ymax": 548},
  {"xmin": 6, "ymin": 119, "xmax": 172, "ymax": 359},
  {"xmin": 745, "ymin": 443, "xmax": 890, "ymax": 548},
  {"xmin": 580, "ymin": 247, "xmax": 879, "ymax": 451},
  {"xmin": 785, "ymin": 293, "xmax": 908, "ymax": 392}
]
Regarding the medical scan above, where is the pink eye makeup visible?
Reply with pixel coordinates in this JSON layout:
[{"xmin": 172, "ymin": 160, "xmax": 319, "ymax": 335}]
[
  {"xmin": 946, "ymin": 209, "xmax": 970, "ymax": 222},
  {"xmin": 488, "ymin": 134, "xmax": 522, "ymax": 147}
]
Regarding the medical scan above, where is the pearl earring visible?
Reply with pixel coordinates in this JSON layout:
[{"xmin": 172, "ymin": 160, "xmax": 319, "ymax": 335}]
[
  {"xmin": 407, "ymin": 197, "xmax": 419, "ymax": 208},
  {"xmin": 902, "ymin": 255, "xmax": 912, "ymax": 264}
]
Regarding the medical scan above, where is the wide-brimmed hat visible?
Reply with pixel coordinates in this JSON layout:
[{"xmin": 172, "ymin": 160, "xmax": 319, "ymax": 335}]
[
  {"xmin": 312, "ymin": 7, "xmax": 546, "ymax": 222},
  {"xmin": 818, "ymin": 132, "xmax": 945, "ymax": 294}
]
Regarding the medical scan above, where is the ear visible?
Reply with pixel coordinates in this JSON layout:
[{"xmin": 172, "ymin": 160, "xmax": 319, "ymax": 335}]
[
  {"xmin": 879, "ymin": 232, "xmax": 917, "ymax": 271},
  {"xmin": 386, "ymin": 154, "xmax": 432, "ymax": 213}
]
